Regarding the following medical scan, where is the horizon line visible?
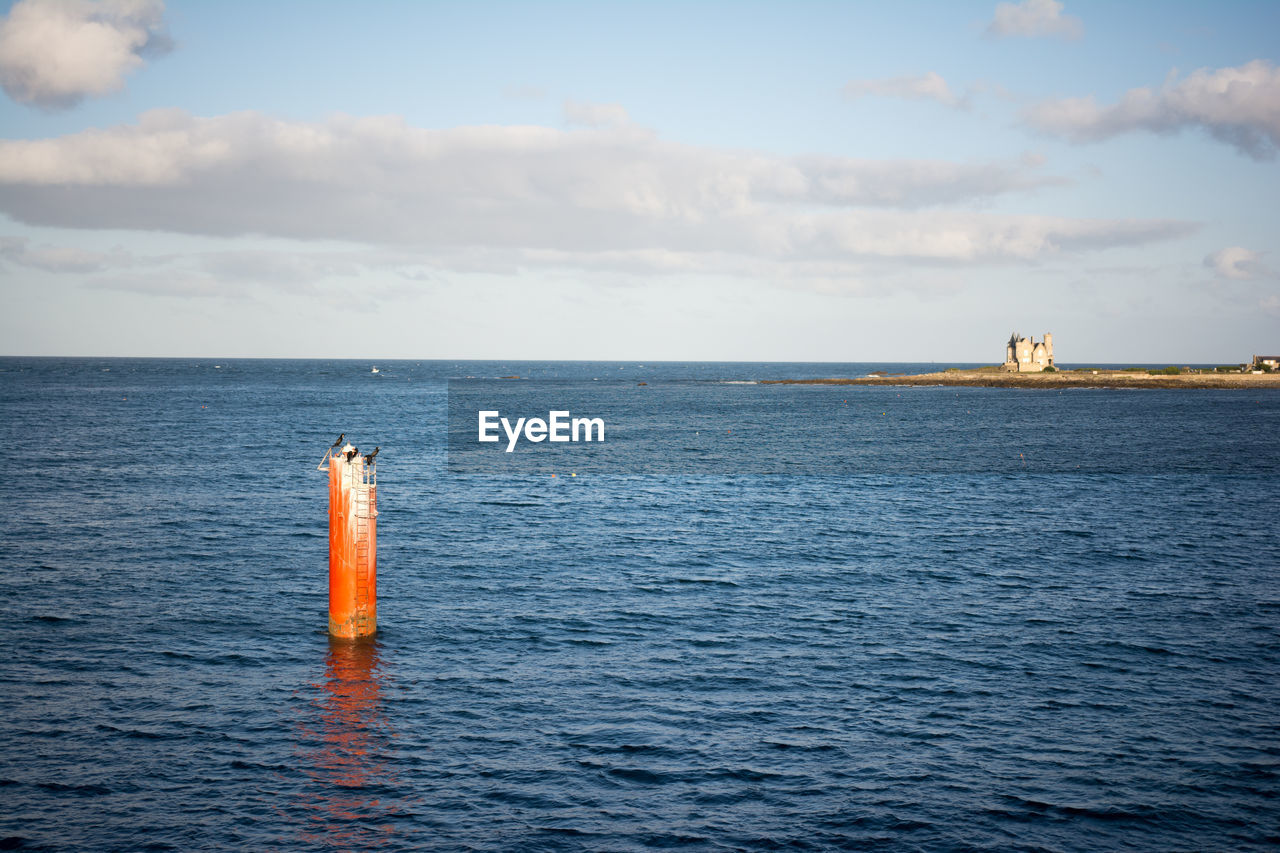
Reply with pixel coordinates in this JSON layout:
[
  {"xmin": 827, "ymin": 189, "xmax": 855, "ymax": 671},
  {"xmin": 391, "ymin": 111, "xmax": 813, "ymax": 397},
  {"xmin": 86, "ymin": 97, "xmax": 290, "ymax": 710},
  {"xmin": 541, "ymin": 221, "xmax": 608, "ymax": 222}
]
[{"xmin": 0, "ymin": 355, "xmax": 1257, "ymax": 366}]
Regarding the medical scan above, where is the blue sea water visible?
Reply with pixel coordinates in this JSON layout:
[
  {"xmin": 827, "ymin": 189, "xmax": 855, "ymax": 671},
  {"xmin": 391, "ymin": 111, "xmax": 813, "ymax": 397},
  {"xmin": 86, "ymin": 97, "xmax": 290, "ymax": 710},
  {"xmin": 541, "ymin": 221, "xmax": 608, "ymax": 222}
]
[{"xmin": 0, "ymin": 357, "xmax": 1277, "ymax": 851}]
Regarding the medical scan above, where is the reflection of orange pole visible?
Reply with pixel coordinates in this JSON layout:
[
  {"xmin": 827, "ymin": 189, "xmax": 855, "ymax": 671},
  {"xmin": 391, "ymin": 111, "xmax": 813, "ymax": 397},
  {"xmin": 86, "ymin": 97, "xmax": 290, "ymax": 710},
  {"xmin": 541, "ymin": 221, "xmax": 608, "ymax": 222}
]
[
  {"xmin": 295, "ymin": 638, "xmax": 393, "ymax": 849},
  {"xmin": 319, "ymin": 637, "xmax": 385, "ymax": 786},
  {"xmin": 328, "ymin": 446, "xmax": 376, "ymax": 638}
]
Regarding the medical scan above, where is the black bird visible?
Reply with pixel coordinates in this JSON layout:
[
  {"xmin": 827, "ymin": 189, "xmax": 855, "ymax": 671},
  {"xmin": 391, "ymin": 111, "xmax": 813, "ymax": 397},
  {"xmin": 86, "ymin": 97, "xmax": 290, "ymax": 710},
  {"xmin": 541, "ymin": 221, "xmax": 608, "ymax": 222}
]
[
  {"xmin": 364, "ymin": 446, "xmax": 380, "ymax": 466},
  {"xmin": 345, "ymin": 446, "xmax": 358, "ymax": 462},
  {"xmin": 331, "ymin": 433, "xmax": 345, "ymax": 449}
]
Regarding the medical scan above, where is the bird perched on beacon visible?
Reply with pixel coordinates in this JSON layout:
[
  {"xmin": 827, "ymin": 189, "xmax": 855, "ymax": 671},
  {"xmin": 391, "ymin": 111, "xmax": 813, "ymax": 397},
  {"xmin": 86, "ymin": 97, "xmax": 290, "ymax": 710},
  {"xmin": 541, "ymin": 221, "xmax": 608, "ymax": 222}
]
[
  {"xmin": 345, "ymin": 446, "xmax": 358, "ymax": 462},
  {"xmin": 364, "ymin": 446, "xmax": 380, "ymax": 466},
  {"xmin": 331, "ymin": 433, "xmax": 345, "ymax": 449}
]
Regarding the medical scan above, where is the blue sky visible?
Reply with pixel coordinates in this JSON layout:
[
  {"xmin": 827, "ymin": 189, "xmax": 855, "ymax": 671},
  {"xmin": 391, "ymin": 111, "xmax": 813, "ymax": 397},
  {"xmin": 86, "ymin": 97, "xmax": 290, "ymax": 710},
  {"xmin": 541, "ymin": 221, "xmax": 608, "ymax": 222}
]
[{"xmin": 0, "ymin": 0, "xmax": 1277, "ymax": 361}]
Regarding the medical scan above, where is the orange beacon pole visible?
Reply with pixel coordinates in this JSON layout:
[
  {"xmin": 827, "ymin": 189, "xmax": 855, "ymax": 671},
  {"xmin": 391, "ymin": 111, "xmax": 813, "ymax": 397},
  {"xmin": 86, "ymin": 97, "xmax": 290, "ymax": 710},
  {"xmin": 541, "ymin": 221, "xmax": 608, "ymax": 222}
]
[{"xmin": 323, "ymin": 443, "xmax": 377, "ymax": 639}]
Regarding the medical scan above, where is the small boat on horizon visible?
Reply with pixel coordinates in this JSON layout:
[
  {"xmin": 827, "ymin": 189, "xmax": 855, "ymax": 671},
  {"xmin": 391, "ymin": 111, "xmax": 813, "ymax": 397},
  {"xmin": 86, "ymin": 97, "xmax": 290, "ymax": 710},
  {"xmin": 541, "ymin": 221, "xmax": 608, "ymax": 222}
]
[{"xmin": 371, "ymin": 366, "xmax": 379, "ymax": 374}]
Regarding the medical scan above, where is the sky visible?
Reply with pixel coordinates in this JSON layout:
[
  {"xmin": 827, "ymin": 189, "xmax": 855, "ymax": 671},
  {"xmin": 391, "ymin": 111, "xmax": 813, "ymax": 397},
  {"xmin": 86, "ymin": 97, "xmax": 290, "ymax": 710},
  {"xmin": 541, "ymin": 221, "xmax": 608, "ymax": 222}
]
[{"xmin": 0, "ymin": 0, "xmax": 1277, "ymax": 362}]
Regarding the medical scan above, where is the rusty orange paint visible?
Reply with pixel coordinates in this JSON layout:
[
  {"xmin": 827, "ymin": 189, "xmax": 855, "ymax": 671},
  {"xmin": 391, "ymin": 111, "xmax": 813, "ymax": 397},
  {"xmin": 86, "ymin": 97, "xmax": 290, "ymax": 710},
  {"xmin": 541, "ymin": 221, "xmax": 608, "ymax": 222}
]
[{"xmin": 328, "ymin": 449, "xmax": 377, "ymax": 639}]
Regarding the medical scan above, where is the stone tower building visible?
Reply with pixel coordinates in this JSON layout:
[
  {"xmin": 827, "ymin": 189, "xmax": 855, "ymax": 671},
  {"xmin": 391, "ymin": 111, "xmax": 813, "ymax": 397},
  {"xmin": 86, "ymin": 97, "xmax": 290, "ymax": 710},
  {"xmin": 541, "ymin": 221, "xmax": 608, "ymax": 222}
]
[{"xmin": 1003, "ymin": 332, "xmax": 1054, "ymax": 372}]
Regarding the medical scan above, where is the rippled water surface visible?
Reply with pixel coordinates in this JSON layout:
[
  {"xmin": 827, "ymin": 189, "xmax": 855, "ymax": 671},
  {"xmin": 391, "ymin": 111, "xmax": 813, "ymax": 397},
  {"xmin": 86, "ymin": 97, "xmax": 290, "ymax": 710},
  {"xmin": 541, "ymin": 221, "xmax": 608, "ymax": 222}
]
[{"xmin": 1, "ymin": 358, "xmax": 1277, "ymax": 851}]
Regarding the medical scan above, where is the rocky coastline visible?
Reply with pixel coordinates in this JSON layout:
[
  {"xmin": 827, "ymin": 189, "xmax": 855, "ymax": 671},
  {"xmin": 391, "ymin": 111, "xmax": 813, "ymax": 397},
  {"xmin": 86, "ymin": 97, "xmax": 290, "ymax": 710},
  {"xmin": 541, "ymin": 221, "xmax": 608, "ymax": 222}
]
[{"xmin": 761, "ymin": 370, "xmax": 1280, "ymax": 390}]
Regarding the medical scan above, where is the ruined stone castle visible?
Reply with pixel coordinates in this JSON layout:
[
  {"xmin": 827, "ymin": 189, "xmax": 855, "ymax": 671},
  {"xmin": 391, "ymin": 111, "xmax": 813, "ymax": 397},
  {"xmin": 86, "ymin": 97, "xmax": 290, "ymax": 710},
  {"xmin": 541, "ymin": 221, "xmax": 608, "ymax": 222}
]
[{"xmin": 1003, "ymin": 332, "xmax": 1054, "ymax": 372}]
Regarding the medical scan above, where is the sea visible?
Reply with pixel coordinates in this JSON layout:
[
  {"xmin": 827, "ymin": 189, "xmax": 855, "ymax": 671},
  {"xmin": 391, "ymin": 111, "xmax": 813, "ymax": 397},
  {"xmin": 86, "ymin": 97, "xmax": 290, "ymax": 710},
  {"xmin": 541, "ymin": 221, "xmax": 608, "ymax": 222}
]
[{"xmin": 0, "ymin": 357, "xmax": 1277, "ymax": 852}]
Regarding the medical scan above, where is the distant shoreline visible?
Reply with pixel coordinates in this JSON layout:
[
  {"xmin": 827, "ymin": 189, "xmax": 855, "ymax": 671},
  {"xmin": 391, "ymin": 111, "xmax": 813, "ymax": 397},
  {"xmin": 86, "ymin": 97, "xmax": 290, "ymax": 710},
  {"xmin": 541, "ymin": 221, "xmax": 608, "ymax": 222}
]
[{"xmin": 762, "ymin": 370, "xmax": 1280, "ymax": 390}]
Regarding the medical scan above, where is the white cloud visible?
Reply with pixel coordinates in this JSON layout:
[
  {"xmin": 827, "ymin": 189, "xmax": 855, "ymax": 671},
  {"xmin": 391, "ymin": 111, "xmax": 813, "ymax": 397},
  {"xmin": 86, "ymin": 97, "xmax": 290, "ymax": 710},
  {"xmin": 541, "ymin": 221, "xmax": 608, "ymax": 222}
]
[
  {"xmin": 1023, "ymin": 60, "xmax": 1280, "ymax": 159},
  {"xmin": 0, "ymin": 234, "xmax": 133, "ymax": 272},
  {"xmin": 0, "ymin": 0, "xmax": 170, "ymax": 109},
  {"xmin": 563, "ymin": 99, "xmax": 630, "ymax": 128},
  {"xmin": 85, "ymin": 270, "xmax": 226, "ymax": 298},
  {"xmin": 0, "ymin": 235, "xmax": 452, "ymax": 297},
  {"xmin": 1204, "ymin": 246, "xmax": 1271, "ymax": 280},
  {"xmin": 986, "ymin": 0, "xmax": 1082, "ymax": 40},
  {"xmin": 843, "ymin": 72, "xmax": 968, "ymax": 109},
  {"xmin": 0, "ymin": 111, "xmax": 1193, "ymax": 288},
  {"xmin": 197, "ymin": 250, "xmax": 361, "ymax": 286},
  {"xmin": 503, "ymin": 85, "xmax": 545, "ymax": 100}
]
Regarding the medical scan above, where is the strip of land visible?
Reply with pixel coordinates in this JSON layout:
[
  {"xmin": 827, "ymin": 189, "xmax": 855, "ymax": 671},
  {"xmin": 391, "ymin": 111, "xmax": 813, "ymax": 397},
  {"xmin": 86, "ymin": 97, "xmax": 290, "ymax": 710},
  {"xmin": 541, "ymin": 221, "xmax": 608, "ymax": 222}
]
[{"xmin": 762, "ymin": 369, "xmax": 1280, "ymax": 390}]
